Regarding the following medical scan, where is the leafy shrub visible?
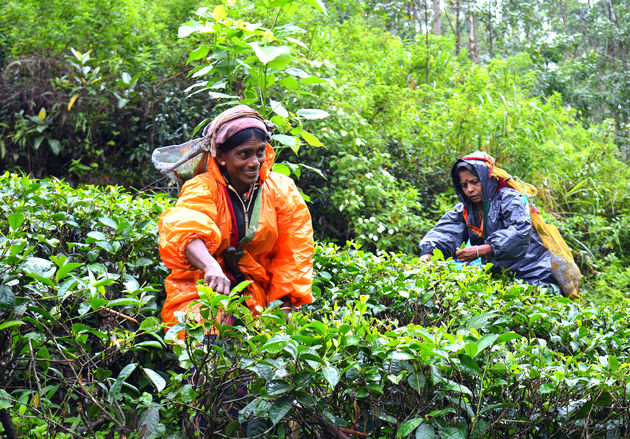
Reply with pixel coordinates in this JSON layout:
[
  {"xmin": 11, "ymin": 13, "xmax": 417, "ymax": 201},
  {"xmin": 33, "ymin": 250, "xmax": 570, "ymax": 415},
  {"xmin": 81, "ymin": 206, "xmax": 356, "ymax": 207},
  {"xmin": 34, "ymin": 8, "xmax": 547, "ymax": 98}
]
[
  {"xmin": 0, "ymin": 172, "xmax": 171, "ymax": 436},
  {"xmin": 2, "ymin": 173, "xmax": 629, "ymax": 438}
]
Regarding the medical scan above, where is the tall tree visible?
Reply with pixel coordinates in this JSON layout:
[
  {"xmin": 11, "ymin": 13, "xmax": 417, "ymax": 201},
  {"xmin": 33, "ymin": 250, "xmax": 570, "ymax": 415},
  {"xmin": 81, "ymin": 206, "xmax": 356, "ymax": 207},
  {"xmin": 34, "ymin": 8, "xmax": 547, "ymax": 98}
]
[{"xmin": 433, "ymin": 0, "xmax": 442, "ymax": 35}]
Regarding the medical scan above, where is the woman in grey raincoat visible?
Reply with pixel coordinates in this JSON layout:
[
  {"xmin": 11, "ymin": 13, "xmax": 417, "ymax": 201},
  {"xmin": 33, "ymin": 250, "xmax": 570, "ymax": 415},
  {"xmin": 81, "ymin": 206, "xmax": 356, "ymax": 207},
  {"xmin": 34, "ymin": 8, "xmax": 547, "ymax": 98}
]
[{"xmin": 419, "ymin": 154, "xmax": 559, "ymax": 290}]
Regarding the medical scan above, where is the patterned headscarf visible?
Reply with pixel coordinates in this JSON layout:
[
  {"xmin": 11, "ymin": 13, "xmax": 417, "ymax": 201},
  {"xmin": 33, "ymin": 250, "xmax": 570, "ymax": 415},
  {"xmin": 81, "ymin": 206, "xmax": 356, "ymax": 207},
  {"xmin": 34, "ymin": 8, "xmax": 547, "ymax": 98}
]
[{"xmin": 202, "ymin": 105, "xmax": 274, "ymax": 157}]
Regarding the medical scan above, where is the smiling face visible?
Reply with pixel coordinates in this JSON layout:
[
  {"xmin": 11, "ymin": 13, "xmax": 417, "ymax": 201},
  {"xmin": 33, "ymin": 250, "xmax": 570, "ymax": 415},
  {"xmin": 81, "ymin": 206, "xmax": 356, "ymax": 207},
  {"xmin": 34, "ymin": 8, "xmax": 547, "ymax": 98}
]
[
  {"xmin": 458, "ymin": 169, "xmax": 483, "ymax": 205},
  {"xmin": 216, "ymin": 137, "xmax": 266, "ymax": 195}
]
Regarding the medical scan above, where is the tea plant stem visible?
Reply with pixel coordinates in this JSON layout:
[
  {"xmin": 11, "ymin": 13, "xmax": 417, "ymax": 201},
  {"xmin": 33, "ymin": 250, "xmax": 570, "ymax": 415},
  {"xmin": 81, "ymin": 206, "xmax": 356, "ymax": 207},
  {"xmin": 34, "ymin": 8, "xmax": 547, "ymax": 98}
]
[
  {"xmin": 101, "ymin": 307, "xmax": 139, "ymax": 324},
  {"xmin": 153, "ymin": 67, "xmax": 193, "ymax": 90},
  {"xmin": 338, "ymin": 426, "xmax": 369, "ymax": 437},
  {"xmin": 294, "ymin": 403, "xmax": 352, "ymax": 439},
  {"xmin": 49, "ymin": 334, "xmax": 125, "ymax": 429}
]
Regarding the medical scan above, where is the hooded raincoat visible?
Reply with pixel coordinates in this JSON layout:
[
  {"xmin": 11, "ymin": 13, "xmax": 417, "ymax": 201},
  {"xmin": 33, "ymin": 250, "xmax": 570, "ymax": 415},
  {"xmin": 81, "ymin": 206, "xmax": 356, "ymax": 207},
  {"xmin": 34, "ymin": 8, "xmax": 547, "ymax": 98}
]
[
  {"xmin": 419, "ymin": 157, "xmax": 557, "ymax": 287},
  {"xmin": 158, "ymin": 143, "xmax": 314, "ymax": 326}
]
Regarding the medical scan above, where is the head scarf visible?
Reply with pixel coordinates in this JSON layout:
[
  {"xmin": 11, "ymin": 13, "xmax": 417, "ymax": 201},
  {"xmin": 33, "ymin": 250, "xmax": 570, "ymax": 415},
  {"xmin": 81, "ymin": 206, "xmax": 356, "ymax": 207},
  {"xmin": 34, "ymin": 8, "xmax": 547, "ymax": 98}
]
[
  {"xmin": 202, "ymin": 105, "xmax": 274, "ymax": 157},
  {"xmin": 153, "ymin": 105, "xmax": 275, "ymax": 180}
]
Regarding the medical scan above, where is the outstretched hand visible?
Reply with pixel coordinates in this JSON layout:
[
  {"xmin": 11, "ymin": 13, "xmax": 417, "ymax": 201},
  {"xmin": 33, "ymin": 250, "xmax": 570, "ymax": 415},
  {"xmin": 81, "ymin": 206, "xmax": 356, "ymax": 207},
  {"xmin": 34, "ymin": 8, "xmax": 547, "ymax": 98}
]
[
  {"xmin": 203, "ymin": 258, "xmax": 231, "ymax": 295},
  {"xmin": 420, "ymin": 254, "xmax": 433, "ymax": 263}
]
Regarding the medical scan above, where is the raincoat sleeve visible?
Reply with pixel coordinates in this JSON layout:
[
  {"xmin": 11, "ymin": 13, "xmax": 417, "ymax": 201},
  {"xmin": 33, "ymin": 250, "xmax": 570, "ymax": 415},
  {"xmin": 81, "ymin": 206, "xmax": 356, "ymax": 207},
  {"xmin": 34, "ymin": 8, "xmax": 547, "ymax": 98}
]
[
  {"xmin": 418, "ymin": 204, "xmax": 468, "ymax": 258},
  {"xmin": 266, "ymin": 176, "xmax": 314, "ymax": 307},
  {"xmin": 158, "ymin": 176, "xmax": 223, "ymax": 270},
  {"xmin": 485, "ymin": 189, "xmax": 531, "ymax": 260}
]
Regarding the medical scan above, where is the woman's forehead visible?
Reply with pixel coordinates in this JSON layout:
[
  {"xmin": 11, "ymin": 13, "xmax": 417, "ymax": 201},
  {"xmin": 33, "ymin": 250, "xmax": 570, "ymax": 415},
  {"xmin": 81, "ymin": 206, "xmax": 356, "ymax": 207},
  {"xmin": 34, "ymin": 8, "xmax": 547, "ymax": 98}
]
[
  {"xmin": 233, "ymin": 138, "xmax": 266, "ymax": 151},
  {"xmin": 458, "ymin": 169, "xmax": 477, "ymax": 179}
]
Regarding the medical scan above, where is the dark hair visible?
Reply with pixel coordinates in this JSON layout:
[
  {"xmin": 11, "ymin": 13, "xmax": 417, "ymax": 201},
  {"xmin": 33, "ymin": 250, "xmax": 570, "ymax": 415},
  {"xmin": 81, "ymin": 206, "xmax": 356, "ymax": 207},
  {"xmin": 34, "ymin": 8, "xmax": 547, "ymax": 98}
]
[{"xmin": 219, "ymin": 127, "xmax": 267, "ymax": 152}]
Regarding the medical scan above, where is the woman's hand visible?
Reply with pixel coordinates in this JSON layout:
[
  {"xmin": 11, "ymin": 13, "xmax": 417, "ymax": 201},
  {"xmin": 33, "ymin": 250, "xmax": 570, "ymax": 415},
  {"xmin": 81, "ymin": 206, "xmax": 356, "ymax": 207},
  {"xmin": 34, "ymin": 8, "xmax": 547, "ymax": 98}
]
[
  {"xmin": 456, "ymin": 244, "xmax": 492, "ymax": 264},
  {"xmin": 202, "ymin": 259, "xmax": 231, "ymax": 295},
  {"xmin": 185, "ymin": 238, "xmax": 231, "ymax": 295},
  {"xmin": 280, "ymin": 298, "xmax": 294, "ymax": 323},
  {"xmin": 420, "ymin": 254, "xmax": 433, "ymax": 263}
]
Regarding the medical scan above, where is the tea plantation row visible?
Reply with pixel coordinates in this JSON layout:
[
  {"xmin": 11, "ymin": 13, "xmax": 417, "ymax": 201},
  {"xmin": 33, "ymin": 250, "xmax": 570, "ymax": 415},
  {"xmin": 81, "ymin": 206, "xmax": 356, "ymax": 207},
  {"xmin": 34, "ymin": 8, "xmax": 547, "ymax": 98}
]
[{"xmin": 1, "ymin": 173, "xmax": 628, "ymax": 438}]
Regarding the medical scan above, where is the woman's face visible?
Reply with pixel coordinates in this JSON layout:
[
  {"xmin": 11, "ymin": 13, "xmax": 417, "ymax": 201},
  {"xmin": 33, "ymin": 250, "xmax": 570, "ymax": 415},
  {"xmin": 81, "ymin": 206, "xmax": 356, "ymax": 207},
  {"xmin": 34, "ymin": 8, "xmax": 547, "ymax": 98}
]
[
  {"xmin": 217, "ymin": 137, "xmax": 266, "ymax": 194},
  {"xmin": 458, "ymin": 169, "xmax": 483, "ymax": 204}
]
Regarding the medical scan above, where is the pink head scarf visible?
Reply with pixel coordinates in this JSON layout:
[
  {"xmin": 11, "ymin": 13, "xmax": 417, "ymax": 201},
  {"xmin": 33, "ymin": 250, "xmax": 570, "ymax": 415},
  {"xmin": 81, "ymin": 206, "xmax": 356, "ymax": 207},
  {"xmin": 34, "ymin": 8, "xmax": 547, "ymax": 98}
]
[{"xmin": 202, "ymin": 105, "xmax": 273, "ymax": 157}]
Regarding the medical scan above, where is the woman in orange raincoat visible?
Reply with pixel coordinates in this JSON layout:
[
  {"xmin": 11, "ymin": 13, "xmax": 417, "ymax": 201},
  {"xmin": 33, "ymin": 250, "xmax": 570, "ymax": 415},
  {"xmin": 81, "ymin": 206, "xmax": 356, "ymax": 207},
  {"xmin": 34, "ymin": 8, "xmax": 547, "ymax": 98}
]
[{"xmin": 158, "ymin": 105, "xmax": 314, "ymax": 327}]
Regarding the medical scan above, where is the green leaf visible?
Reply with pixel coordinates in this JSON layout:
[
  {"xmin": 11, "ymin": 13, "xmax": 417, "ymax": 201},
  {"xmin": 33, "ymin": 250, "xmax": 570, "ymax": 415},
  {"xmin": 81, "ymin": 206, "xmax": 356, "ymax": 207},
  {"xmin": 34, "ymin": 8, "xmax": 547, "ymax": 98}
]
[
  {"xmin": 0, "ymin": 320, "xmax": 24, "ymax": 331},
  {"xmin": 8, "ymin": 212, "xmax": 24, "ymax": 231},
  {"xmin": 397, "ymin": 418, "xmax": 424, "ymax": 438},
  {"xmin": 273, "ymin": 162, "xmax": 291, "ymax": 176},
  {"xmin": 497, "ymin": 332, "xmax": 522, "ymax": 343},
  {"xmin": 86, "ymin": 231, "xmax": 107, "ymax": 242},
  {"xmin": 270, "ymin": 99, "xmax": 289, "ymax": 118},
  {"xmin": 249, "ymin": 43, "xmax": 291, "ymax": 65},
  {"xmin": 416, "ymin": 422, "xmax": 435, "ymax": 439},
  {"xmin": 108, "ymin": 362, "xmax": 137, "ymax": 403},
  {"xmin": 463, "ymin": 342, "xmax": 478, "ymax": 358},
  {"xmin": 439, "ymin": 426, "xmax": 466, "ymax": 439},
  {"xmin": 0, "ymin": 286, "xmax": 15, "ymax": 307},
  {"xmin": 23, "ymin": 257, "xmax": 55, "ymax": 278},
  {"xmin": 266, "ymin": 380, "xmax": 292, "ymax": 396},
  {"xmin": 138, "ymin": 405, "xmax": 160, "ymax": 438},
  {"xmin": 139, "ymin": 316, "xmax": 160, "ymax": 332},
  {"xmin": 213, "ymin": 4, "xmax": 227, "ymax": 20},
  {"xmin": 48, "ymin": 139, "xmax": 61, "ymax": 155},
  {"xmin": 56, "ymin": 262, "xmax": 82, "ymax": 282},
  {"xmin": 407, "ymin": 373, "xmax": 426, "ymax": 394},
  {"xmin": 279, "ymin": 76, "xmax": 300, "ymax": 90},
  {"xmin": 284, "ymin": 36, "xmax": 308, "ymax": 49},
  {"xmin": 261, "ymin": 334, "xmax": 290, "ymax": 354},
  {"xmin": 188, "ymin": 45, "xmax": 210, "ymax": 64},
  {"xmin": 273, "ymin": 134, "xmax": 299, "ymax": 149},
  {"xmin": 268, "ymin": 53, "xmax": 293, "ymax": 70},
  {"xmin": 476, "ymin": 334, "xmax": 498, "ymax": 357},
  {"xmin": 301, "ymin": 131, "xmax": 323, "ymax": 147},
  {"xmin": 322, "ymin": 365, "xmax": 340, "ymax": 389},
  {"xmin": 296, "ymin": 108, "xmax": 330, "ymax": 119},
  {"xmin": 388, "ymin": 350, "xmax": 415, "ymax": 361},
  {"xmin": 99, "ymin": 217, "xmax": 118, "ymax": 229},
  {"xmin": 142, "ymin": 367, "xmax": 166, "ymax": 392},
  {"xmin": 539, "ymin": 383, "xmax": 554, "ymax": 394},
  {"xmin": 462, "ymin": 312, "xmax": 496, "ymax": 330},
  {"xmin": 269, "ymin": 396, "xmax": 293, "ymax": 425},
  {"xmin": 303, "ymin": 0, "xmax": 327, "ymax": 15},
  {"xmin": 107, "ymin": 298, "xmax": 142, "ymax": 307},
  {"xmin": 0, "ymin": 389, "xmax": 12, "ymax": 410}
]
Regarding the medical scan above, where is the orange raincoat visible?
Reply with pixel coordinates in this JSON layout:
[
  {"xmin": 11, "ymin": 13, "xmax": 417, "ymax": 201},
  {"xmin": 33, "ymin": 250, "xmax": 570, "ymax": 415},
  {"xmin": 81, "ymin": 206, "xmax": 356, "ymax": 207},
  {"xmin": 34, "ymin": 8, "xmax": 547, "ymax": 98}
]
[{"xmin": 158, "ymin": 143, "xmax": 314, "ymax": 326}]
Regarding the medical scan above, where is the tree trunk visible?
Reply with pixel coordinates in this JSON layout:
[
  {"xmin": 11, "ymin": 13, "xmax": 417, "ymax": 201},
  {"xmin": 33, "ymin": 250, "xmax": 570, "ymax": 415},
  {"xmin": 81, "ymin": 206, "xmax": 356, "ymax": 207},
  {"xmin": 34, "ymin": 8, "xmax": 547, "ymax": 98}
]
[
  {"xmin": 558, "ymin": 0, "xmax": 567, "ymax": 33},
  {"xmin": 425, "ymin": 0, "xmax": 431, "ymax": 83},
  {"xmin": 607, "ymin": 0, "xmax": 628, "ymax": 72},
  {"xmin": 468, "ymin": 9, "xmax": 480, "ymax": 63},
  {"xmin": 606, "ymin": 0, "xmax": 617, "ymax": 72},
  {"xmin": 433, "ymin": 0, "xmax": 442, "ymax": 35},
  {"xmin": 487, "ymin": 0, "xmax": 494, "ymax": 58},
  {"xmin": 455, "ymin": 0, "xmax": 461, "ymax": 55}
]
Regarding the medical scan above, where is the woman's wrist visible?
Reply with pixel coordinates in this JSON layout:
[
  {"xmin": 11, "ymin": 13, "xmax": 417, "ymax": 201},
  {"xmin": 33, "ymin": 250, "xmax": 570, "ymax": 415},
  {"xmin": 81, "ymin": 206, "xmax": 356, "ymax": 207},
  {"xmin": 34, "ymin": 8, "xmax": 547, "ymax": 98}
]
[{"xmin": 477, "ymin": 244, "xmax": 492, "ymax": 257}]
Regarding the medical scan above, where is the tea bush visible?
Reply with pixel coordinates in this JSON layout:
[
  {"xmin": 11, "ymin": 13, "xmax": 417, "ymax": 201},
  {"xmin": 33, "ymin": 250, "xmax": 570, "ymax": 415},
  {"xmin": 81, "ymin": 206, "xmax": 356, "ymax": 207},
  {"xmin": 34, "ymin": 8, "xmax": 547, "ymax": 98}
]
[{"xmin": 1, "ymin": 173, "xmax": 629, "ymax": 438}]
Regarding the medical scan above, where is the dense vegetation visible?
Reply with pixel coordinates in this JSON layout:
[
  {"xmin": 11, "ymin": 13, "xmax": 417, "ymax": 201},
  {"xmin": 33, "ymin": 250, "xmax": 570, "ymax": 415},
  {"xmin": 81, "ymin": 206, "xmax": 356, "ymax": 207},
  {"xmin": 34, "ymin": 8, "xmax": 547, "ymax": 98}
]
[
  {"xmin": 2, "ymin": 174, "xmax": 629, "ymax": 438},
  {"xmin": 1, "ymin": 0, "xmax": 629, "ymax": 437}
]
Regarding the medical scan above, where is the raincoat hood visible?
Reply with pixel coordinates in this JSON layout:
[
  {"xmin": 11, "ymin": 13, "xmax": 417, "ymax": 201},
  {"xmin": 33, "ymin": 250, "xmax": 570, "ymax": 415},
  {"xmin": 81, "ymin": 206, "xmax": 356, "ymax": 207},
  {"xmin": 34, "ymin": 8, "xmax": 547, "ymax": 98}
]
[{"xmin": 451, "ymin": 156, "xmax": 499, "ymax": 207}]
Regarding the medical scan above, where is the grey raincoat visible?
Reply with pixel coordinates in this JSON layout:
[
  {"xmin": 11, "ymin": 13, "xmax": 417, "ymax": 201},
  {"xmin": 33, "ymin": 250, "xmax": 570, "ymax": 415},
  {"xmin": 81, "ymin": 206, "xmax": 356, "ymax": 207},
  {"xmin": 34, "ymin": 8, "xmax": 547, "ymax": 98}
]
[{"xmin": 419, "ymin": 157, "xmax": 556, "ymax": 287}]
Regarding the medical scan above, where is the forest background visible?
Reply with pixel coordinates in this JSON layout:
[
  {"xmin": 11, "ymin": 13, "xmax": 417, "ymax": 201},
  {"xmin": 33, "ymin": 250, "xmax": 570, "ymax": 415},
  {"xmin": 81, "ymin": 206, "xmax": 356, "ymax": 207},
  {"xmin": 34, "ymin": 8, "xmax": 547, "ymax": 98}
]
[{"xmin": 1, "ymin": 0, "xmax": 629, "ymax": 437}]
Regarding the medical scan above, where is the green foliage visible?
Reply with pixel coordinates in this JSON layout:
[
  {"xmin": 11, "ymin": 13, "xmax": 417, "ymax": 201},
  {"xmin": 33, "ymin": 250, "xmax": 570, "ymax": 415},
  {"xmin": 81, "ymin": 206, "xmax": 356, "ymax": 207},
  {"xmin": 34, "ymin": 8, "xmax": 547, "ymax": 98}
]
[
  {"xmin": 178, "ymin": 0, "xmax": 330, "ymax": 179},
  {"xmin": 2, "ymin": 174, "xmax": 629, "ymax": 437},
  {"xmin": 0, "ymin": 172, "xmax": 171, "ymax": 436}
]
